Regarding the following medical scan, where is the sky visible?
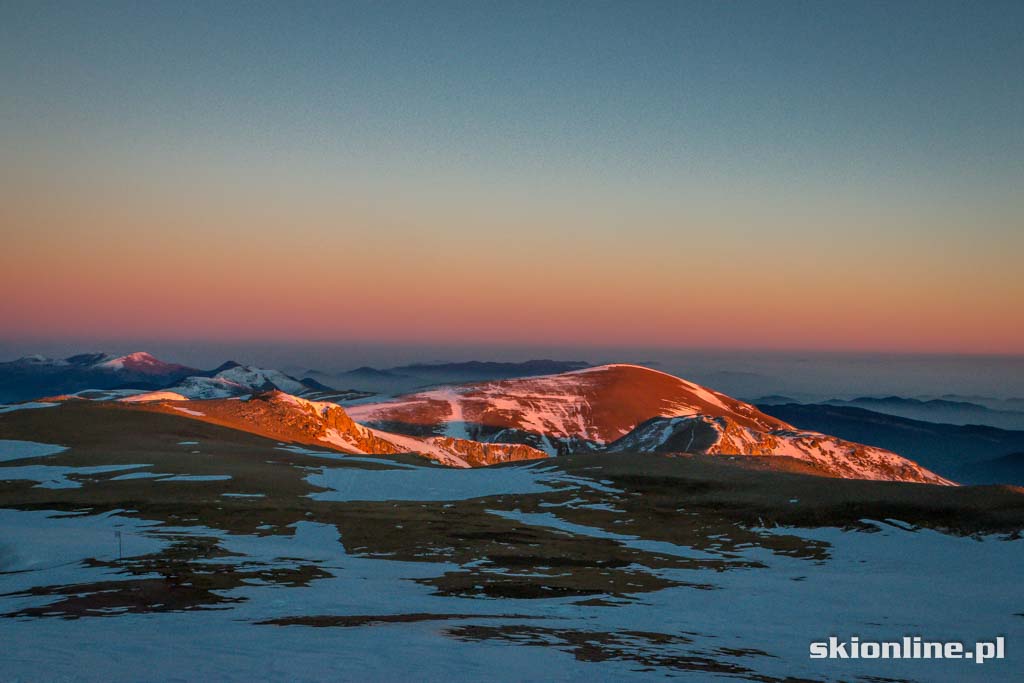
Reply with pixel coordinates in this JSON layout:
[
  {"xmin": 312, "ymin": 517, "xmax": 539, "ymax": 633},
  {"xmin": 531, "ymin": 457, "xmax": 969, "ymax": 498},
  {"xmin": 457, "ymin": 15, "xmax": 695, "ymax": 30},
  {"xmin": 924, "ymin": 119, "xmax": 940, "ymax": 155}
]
[{"xmin": 1, "ymin": 1, "xmax": 1022, "ymax": 354}]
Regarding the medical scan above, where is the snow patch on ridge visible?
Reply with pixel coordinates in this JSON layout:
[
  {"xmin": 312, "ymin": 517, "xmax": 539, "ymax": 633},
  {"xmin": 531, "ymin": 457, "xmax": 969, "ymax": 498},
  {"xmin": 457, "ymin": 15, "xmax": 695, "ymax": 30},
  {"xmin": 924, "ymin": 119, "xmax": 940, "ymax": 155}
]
[
  {"xmin": 171, "ymin": 406, "xmax": 206, "ymax": 417},
  {"xmin": 95, "ymin": 352, "xmax": 159, "ymax": 371},
  {"xmin": 120, "ymin": 391, "xmax": 190, "ymax": 403},
  {"xmin": 145, "ymin": 365, "xmax": 310, "ymax": 400}
]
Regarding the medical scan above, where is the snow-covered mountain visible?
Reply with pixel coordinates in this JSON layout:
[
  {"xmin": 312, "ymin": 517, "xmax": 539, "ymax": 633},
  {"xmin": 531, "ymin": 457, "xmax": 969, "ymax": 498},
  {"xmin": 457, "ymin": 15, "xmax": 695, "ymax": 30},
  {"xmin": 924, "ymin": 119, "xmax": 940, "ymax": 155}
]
[
  {"xmin": 348, "ymin": 364, "xmax": 788, "ymax": 450},
  {"xmin": 347, "ymin": 364, "xmax": 951, "ymax": 484},
  {"xmin": 92, "ymin": 352, "xmax": 194, "ymax": 376},
  {"xmin": 123, "ymin": 363, "xmax": 335, "ymax": 400},
  {"xmin": 605, "ymin": 415, "xmax": 947, "ymax": 483},
  {"xmin": 0, "ymin": 352, "xmax": 199, "ymax": 403},
  {"xmin": 12, "ymin": 357, "xmax": 952, "ymax": 482},
  {"xmin": 0, "ymin": 350, "xmax": 368, "ymax": 406}
]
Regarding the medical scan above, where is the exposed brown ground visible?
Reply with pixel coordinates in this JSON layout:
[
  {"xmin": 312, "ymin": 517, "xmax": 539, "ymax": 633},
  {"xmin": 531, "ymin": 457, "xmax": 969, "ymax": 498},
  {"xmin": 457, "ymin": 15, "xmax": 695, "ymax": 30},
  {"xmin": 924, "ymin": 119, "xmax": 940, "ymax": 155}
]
[
  {"xmin": 132, "ymin": 393, "xmax": 406, "ymax": 455},
  {"xmin": 445, "ymin": 624, "xmax": 816, "ymax": 683},
  {"xmin": 129, "ymin": 393, "xmax": 548, "ymax": 466},
  {"xmin": 1, "ymin": 401, "xmax": 1021, "ymax": 534},
  {"xmin": 553, "ymin": 451, "xmax": 1024, "ymax": 536}
]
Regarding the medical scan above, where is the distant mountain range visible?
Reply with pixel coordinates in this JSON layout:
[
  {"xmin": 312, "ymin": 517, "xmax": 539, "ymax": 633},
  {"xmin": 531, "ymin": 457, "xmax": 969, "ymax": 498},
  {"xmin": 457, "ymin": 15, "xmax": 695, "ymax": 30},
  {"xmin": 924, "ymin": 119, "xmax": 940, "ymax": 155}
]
[
  {"xmin": 0, "ymin": 352, "xmax": 199, "ymax": 403},
  {"xmin": 330, "ymin": 359, "xmax": 592, "ymax": 393},
  {"xmin": 931, "ymin": 394, "xmax": 1024, "ymax": 412},
  {"xmin": 821, "ymin": 396, "xmax": 1024, "ymax": 431},
  {"xmin": 754, "ymin": 394, "xmax": 1024, "ymax": 431},
  {"xmin": 391, "ymin": 359, "xmax": 590, "ymax": 380},
  {"xmin": 6, "ymin": 351, "xmax": 1019, "ymax": 485},
  {"xmin": 1, "ymin": 356, "xmax": 950, "ymax": 483},
  {"xmin": 758, "ymin": 403, "xmax": 1024, "ymax": 485},
  {"xmin": 0, "ymin": 354, "xmax": 592, "ymax": 403},
  {"xmin": 0, "ymin": 352, "xmax": 366, "ymax": 404}
]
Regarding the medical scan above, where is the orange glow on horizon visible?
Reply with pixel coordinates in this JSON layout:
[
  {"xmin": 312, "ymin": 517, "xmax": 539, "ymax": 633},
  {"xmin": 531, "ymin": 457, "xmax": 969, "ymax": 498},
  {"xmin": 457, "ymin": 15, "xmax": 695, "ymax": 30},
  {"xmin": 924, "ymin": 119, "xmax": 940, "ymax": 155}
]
[{"xmin": 2, "ymin": 164, "xmax": 1021, "ymax": 355}]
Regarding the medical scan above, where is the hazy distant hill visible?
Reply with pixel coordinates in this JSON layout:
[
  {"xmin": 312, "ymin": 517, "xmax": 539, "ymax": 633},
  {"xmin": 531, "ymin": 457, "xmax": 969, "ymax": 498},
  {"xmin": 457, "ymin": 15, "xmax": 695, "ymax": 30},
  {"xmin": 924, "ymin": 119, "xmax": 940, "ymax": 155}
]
[
  {"xmin": 0, "ymin": 352, "xmax": 361, "ymax": 404},
  {"xmin": 821, "ymin": 396, "xmax": 1024, "ymax": 430},
  {"xmin": 392, "ymin": 359, "xmax": 590, "ymax": 381},
  {"xmin": 758, "ymin": 403, "xmax": 1024, "ymax": 485},
  {"xmin": 331, "ymin": 359, "xmax": 591, "ymax": 393}
]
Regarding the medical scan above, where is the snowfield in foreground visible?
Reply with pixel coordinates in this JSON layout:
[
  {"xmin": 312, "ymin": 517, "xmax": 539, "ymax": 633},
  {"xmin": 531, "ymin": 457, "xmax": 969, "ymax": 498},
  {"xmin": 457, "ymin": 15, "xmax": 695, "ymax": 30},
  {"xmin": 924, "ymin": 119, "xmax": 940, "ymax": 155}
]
[
  {"xmin": 0, "ymin": 444, "xmax": 1020, "ymax": 682},
  {"xmin": 0, "ymin": 504, "xmax": 1020, "ymax": 682}
]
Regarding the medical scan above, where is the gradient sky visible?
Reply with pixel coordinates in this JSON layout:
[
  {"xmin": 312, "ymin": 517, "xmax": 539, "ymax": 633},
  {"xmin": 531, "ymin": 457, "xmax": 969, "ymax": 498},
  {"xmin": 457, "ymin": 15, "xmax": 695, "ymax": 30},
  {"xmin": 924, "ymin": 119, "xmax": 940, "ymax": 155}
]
[{"xmin": 2, "ymin": 1, "xmax": 1022, "ymax": 353}]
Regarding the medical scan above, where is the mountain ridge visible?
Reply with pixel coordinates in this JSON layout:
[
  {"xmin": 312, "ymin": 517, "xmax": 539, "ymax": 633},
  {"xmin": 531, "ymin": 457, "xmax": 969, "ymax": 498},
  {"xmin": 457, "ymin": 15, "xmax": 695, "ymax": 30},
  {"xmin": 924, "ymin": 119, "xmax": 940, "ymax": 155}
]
[
  {"xmin": 345, "ymin": 364, "xmax": 950, "ymax": 484},
  {"xmin": 129, "ymin": 390, "xmax": 548, "ymax": 468},
  {"xmin": 0, "ymin": 351, "xmax": 200, "ymax": 403},
  {"xmin": 0, "ymin": 351, "xmax": 366, "ymax": 404},
  {"xmin": 758, "ymin": 402, "xmax": 1024, "ymax": 485},
  {"xmin": 0, "ymin": 356, "xmax": 956, "ymax": 484}
]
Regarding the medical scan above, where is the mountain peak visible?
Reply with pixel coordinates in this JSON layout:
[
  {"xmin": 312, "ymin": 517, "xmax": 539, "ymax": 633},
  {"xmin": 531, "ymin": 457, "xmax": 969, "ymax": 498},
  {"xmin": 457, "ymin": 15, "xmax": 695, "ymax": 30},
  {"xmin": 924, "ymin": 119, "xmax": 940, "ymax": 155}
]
[
  {"xmin": 209, "ymin": 360, "xmax": 243, "ymax": 374},
  {"xmin": 346, "ymin": 364, "xmax": 950, "ymax": 484},
  {"xmin": 97, "ymin": 351, "xmax": 157, "ymax": 367},
  {"xmin": 95, "ymin": 351, "xmax": 191, "ymax": 375}
]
